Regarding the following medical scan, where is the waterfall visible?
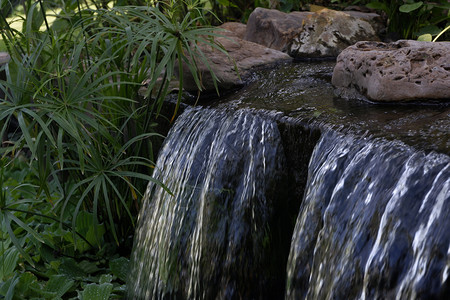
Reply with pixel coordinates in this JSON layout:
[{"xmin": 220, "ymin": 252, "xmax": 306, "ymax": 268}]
[
  {"xmin": 129, "ymin": 105, "xmax": 450, "ymax": 299},
  {"xmin": 286, "ymin": 130, "xmax": 450, "ymax": 299},
  {"xmin": 128, "ymin": 107, "xmax": 290, "ymax": 299}
]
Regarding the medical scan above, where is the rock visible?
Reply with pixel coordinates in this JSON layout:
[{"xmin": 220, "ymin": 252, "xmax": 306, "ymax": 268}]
[
  {"xmin": 219, "ymin": 22, "xmax": 247, "ymax": 40},
  {"xmin": 0, "ymin": 52, "xmax": 10, "ymax": 65},
  {"xmin": 244, "ymin": 8, "xmax": 313, "ymax": 52},
  {"xmin": 288, "ymin": 8, "xmax": 379, "ymax": 59},
  {"xmin": 179, "ymin": 35, "xmax": 291, "ymax": 93},
  {"xmin": 332, "ymin": 40, "xmax": 450, "ymax": 102},
  {"xmin": 140, "ymin": 25, "xmax": 290, "ymax": 96},
  {"xmin": 0, "ymin": 52, "xmax": 10, "ymax": 102},
  {"xmin": 0, "ymin": 52, "xmax": 10, "ymax": 84},
  {"xmin": 343, "ymin": 11, "xmax": 385, "ymax": 34}
]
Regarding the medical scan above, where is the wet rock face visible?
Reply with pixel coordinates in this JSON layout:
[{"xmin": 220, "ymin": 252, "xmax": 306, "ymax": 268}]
[
  {"xmin": 244, "ymin": 8, "xmax": 313, "ymax": 52},
  {"xmin": 287, "ymin": 8, "xmax": 379, "ymax": 59},
  {"xmin": 332, "ymin": 40, "xmax": 450, "ymax": 102}
]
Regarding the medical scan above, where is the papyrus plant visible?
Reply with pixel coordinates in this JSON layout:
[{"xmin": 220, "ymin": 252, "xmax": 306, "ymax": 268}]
[{"xmin": 0, "ymin": 0, "xmax": 226, "ymax": 247}]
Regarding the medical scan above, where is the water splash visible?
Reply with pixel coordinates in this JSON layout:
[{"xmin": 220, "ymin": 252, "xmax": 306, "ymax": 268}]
[{"xmin": 128, "ymin": 107, "xmax": 289, "ymax": 299}]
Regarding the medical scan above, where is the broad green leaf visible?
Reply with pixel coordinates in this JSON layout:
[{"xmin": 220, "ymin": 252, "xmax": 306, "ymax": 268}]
[
  {"xmin": 0, "ymin": 247, "xmax": 19, "ymax": 281},
  {"xmin": 14, "ymin": 272, "xmax": 39, "ymax": 299},
  {"xmin": 78, "ymin": 260, "xmax": 100, "ymax": 274},
  {"xmin": 80, "ymin": 283, "xmax": 113, "ymax": 300},
  {"xmin": 44, "ymin": 275, "xmax": 74, "ymax": 298},
  {"xmin": 416, "ymin": 25, "xmax": 443, "ymax": 37},
  {"xmin": 110, "ymin": 257, "xmax": 129, "ymax": 282},
  {"xmin": 366, "ymin": 1, "xmax": 388, "ymax": 12},
  {"xmin": 58, "ymin": 258, "xmax": 87, "ymax": 279},
  {"xmin": 399, "ymin": 2, "xmax": 423, "ymax": 13},
  {"xmin": 85, "ymin": 223, "xmax": 105, "ymax": 249},
  {"xmin": 417, "ymin": 33, "xmax": 432, "ymax": 41},
  {"xmin": 99, "ymin": 274, "xmax": 113, "ymax": 284}
]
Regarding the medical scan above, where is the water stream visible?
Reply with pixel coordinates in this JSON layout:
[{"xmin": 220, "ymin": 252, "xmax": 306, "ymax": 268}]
[
  {"xmin": 129, "ymin": 107, "xmax": 290, "ymax": 299},
  {"xmin": 128, "ymin": 62, "xmax": 450, "ymax": 299},
  {"xmin": 286, "ymin": 130, "xmax": 449, "ymax": 299}
]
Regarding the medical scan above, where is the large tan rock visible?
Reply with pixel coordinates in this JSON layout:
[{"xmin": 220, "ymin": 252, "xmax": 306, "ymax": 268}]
[
  {"xmin": 244, "ymin": 8, "xmax": 313, "ymax": 51},
  {"xmin": 332, "ymin": 40, "xmax": 450, "ymax": 102},
  {"xmin": 288, "ymin": 8, "xmax": 379, "ymax": 59},
  {"xmin": 219, "ymin": 22, "xmax": 247, "ymax": 40},
  {"xmin": 141, "ymin": 26, "xmax": 290, "ymax": 96},
  {"xmin": 179, "ymin": 34, "xmax": 291, "ymax": 93}
]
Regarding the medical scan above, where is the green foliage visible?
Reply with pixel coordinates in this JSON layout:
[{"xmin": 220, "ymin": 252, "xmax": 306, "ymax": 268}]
[
  {"xmin": 80, "ymin": 282, "xmax": 113, "ymax": 300},
  {"xmin": 365, "ymin": 0, "xmax": 449, "ymax": 39},
  {"xmin": 0, "ymin": 0, "xmax": 225, "ymax": 298},
  {"xmin": 0, "ymin": 158, "xmax": 130, "ymax": 298}
]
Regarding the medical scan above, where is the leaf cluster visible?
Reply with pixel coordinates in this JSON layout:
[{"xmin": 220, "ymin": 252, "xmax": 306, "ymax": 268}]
[
  {"xmin": 0, "ymin": 158, "xmax": 129, "ymax": 299},
  {"xmin": 365, "ymin": 0, "xmax": 450, "ymax": 40},
  {"xmin": 0, "ymin": 0, "xmax": 225, "ymax": 298}
]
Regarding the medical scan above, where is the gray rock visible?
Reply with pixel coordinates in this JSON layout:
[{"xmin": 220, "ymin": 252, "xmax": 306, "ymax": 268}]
[
  {"xmin": 179, "ymin": 35, "xmax": 291, "ymax": 93},
  {"xmin": 244, "ymin": 8, "xmax": 313, "ymax": 52},
  {"xmin": 0, "ymin": 52, "xmax": 10, "ymax": 65},
  {"xmin": 219, "ymin": 22, "xmax": 247, "ymax": 40},
  {"xmin": 0, "ymin": 52, "xmax": 10, "ymax": 101},
  {"xmin": 332, "ymin": 40, "xmax": 450, "ymax": 102},
  {"xmin": 343, "ymin": 11, "xmax": 385, "ymax": 34},
  {"xmin": 0, "ymin": 52, "xmax": 10, "ymax": 84},
  {"xmin": 140, "ymin": 26, "xmax": 290, "ymax": 96},
  {"xmin": 288, "ymin": 8, "xmax": 379, "ymax": 59}
]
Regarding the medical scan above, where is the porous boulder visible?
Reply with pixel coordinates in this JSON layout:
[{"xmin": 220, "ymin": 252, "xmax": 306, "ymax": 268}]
[
  {"xmin": 288, "ymin": 8, "xmax": 379, "ymax": 59},
  {"xmin": 332, "ymin": 40, "xmax": 450, "ymax": 102},
  {"xmin": 179, "ymin": 29, "xmax": 291, "ymax": 93},
  {"xmin": 244, "ymin": 8, "xmax": 313, "ymax": 51}
]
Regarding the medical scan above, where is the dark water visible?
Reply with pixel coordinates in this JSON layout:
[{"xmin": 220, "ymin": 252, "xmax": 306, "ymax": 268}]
[{"xmin": 129, "ymin": 62, "xmax": 450, "ymax": 299}]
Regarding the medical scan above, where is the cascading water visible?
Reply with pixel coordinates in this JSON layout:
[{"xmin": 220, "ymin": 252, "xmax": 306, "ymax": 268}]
[
  {"xmin": 128, "ymin": 62, "xmax": 450, "ymax": 299},
  {"xmin": 129, "ymin": 107, "xmax": 292, "ymax": 299},
  {"xmin": 286, "ymin": 130, "xmax": 450, "ymax": 299}
]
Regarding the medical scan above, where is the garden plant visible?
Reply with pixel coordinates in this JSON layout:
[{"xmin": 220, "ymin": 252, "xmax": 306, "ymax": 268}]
[{"xmin": 0, "ymin": 0, "xmax": 225, "ymax": 298}]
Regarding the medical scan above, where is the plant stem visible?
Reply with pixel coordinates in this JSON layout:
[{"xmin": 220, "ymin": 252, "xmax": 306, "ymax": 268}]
[
  {"xmin": 6, "ymin": 207, "xmax": 96, "ymax": 249},
  {"xmin": 38, "ymin": 0, "xmax": 51, "ymax": 34}
]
